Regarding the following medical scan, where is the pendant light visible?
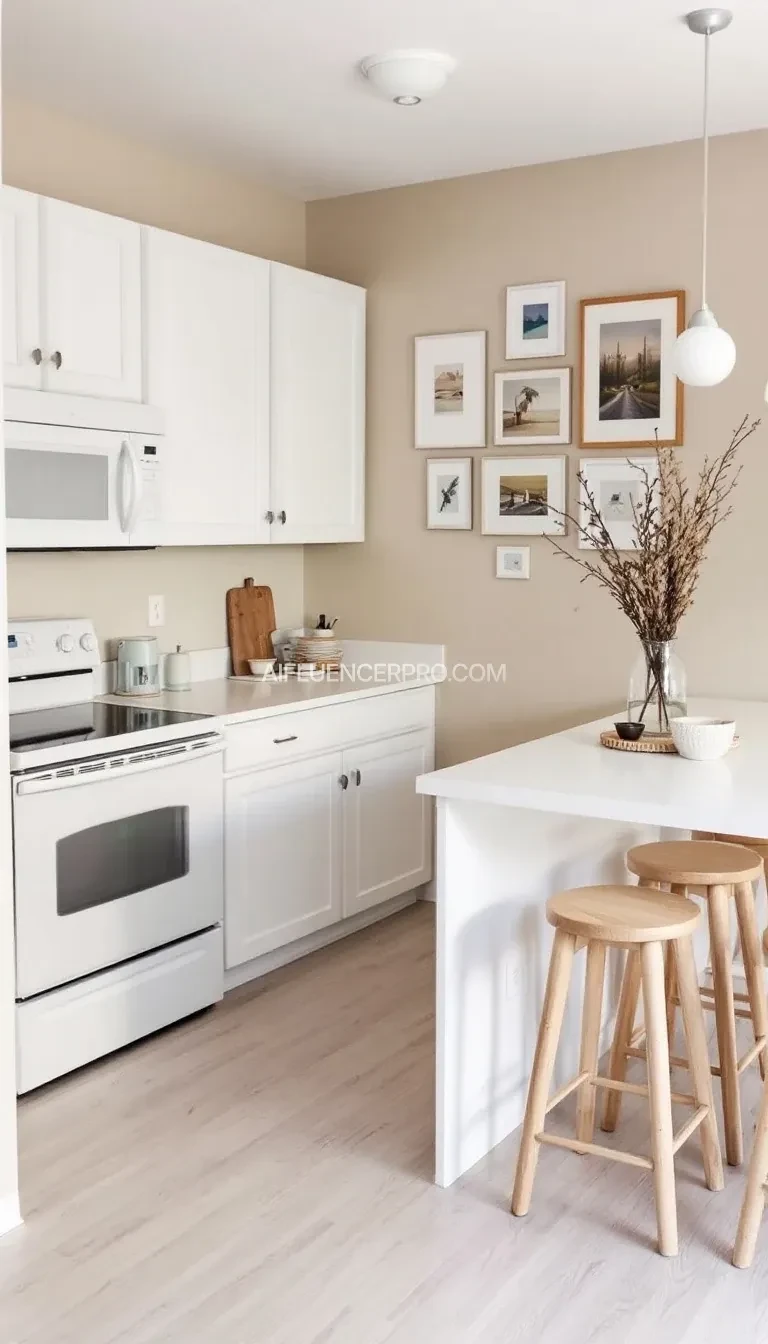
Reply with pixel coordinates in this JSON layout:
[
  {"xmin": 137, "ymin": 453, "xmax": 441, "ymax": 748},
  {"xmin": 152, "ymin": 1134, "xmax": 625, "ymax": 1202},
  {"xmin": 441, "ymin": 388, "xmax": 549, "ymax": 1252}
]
[{"xmin": 671, "ymin": 9, "xmax": 736, "ymax": 388}]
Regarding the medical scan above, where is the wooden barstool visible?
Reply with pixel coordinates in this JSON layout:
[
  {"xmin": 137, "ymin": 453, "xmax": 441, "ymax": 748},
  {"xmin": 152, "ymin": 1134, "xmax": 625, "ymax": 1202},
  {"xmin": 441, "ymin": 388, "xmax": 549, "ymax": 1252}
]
[
  {"xmin": 511, "ymin": 884, "xmax": 723, "ymax": 1257},
  {"xmin": 603, "ymin": 840, "xmax": 766, "ymax": 1167},
  {"xmin": 733, "ymin": 1069, "xmax": 768, "ymax": 1267}
]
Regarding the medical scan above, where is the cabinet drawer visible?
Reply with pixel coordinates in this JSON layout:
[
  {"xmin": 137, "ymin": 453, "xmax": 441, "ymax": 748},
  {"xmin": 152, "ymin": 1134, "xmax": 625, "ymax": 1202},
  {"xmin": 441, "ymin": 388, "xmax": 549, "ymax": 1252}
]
[{"xmin": 224, "ymin": 685, "xmax": 434, "ymax": 774}]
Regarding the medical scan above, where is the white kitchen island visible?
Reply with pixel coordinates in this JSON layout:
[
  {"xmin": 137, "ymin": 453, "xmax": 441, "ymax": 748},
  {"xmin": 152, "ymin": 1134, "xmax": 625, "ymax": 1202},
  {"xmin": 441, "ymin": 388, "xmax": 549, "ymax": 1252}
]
[{"xmin": 417, "ymin": 699, "xmax": 768, "ymax": 1187}]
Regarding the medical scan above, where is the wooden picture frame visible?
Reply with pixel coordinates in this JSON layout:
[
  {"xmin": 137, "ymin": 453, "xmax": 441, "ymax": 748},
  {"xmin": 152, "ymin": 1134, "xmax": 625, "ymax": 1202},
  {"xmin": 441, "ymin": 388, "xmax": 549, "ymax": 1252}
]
[{"xmin": 579, "ymin": 290, "xmax": 685, "ymax": 449}]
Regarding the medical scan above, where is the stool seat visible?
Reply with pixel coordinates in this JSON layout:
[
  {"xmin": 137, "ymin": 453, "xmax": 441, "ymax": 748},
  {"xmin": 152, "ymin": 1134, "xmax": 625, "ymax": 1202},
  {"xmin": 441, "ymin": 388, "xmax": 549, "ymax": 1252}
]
[
  {"xmin": 547, "ymin": 885, "xmax": 700, "ymax": 944},
  {"xmin": 627, "ymin": 839, "xmax": 762, "ymax": 886}
]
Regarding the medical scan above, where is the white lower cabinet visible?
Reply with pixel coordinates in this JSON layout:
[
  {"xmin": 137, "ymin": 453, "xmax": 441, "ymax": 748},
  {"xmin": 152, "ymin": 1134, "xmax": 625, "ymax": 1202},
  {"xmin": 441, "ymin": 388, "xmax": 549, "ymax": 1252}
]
[
  {"xmin": 223, "ymin": 695, "xmax": 435, "ymax": 972},
  {"xmin": 225, "ymin": 750, "xmax": 344, "ymax": 966},
  {"xmin": 342, "ymin": 729, "xmax": 433, "ymax": 917}
]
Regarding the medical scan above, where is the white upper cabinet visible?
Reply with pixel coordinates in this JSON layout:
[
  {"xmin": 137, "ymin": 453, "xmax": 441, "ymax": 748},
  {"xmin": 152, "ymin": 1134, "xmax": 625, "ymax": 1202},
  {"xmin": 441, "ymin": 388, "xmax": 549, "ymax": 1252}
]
[
  {"xmin": 1, "ymin": 188, "xmax": 142, "ymax": 401},
  {"xmin": 2, "ymin": 187, "xmax": 41, "ymax": 389},
  {"xmin": 40, "ymin": 199, "xmax": 142, "ymax": 401},
  {"xmin": 269, "ymin": 264, "xmax": 365, "ymax": 544},
  {"xmin": 145, "ymin": 228, "xmax": 271, "ymax": 547}
]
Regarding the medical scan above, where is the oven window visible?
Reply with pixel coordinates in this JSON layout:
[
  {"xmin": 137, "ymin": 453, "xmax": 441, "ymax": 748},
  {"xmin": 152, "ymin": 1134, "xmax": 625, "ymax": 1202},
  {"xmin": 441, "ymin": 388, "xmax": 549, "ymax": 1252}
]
[{"xmin": 56, "ymin": 807, "xmax": 190, "ymax": 915}]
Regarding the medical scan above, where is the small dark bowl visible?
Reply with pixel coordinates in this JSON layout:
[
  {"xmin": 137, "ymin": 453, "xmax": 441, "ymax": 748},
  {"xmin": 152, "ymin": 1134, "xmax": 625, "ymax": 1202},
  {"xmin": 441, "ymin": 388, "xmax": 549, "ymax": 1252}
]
[{"xmin": 614, "ymin": 720, "xmax": 646, "ymax": 742}]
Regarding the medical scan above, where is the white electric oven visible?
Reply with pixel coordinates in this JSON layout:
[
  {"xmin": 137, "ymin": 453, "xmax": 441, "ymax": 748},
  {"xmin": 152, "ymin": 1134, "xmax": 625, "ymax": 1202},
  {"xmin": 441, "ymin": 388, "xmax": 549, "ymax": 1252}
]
[{"xmin": 13, "ymin": 735, "xmax": 224, "ymax": 1000}]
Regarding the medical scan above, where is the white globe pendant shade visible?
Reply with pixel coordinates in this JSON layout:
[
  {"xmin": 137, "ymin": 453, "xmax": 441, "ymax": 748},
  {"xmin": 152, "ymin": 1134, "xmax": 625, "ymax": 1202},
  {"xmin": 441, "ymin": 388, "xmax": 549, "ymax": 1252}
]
[{"xmin": 671, "ymin": 306, "xmax": 736, "ymax": 388}]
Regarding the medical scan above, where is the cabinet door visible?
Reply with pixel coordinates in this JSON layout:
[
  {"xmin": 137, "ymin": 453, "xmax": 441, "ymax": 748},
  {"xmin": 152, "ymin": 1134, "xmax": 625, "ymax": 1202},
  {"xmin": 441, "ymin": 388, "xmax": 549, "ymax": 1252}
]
[
  {"xmin": 145, "ymin": 228, "xmax": 271, "ymax": 546},
  {"xmin": 41, "ymin": 198, "xmax": 142, "ymax": 400},
  {"xmin": 342, "ymin": 729, "xmax": 434, "ymax": 917},
  {"xmin": 1, "ymin": 187, "xmax": 41, "ymax": 389},
  {"xmin": 270, "ymin": 265, "xmax": 365, "ymax": 544},
  {"xmin": 225, "ymin": 751, "xmax": 344, "ymax": 968}
]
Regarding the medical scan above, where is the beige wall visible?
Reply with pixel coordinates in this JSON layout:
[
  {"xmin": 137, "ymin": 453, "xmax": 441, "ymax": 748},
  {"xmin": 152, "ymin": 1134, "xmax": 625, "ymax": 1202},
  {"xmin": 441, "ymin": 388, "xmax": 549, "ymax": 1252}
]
[
  {"xmin": 306, "ymin": 131, "xmax": 768, "ymax": 766},
  {"xmin": 3, "ymin": 95, "xmax": 307, "ymax": 651}
]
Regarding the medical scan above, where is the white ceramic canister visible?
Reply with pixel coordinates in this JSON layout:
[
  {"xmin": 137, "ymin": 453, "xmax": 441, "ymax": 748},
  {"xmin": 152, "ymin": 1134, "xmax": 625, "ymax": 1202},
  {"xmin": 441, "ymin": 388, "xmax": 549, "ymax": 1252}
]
[{"xmin": 164, "ymin": 644, "xmax": 192, "ymax": 691}]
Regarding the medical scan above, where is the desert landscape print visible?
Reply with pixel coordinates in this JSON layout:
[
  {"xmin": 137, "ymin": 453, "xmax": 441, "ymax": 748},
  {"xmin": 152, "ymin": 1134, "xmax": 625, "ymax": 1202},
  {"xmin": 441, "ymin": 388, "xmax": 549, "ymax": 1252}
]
[
  {"xmin": 499, "ymin": 474, "xmax": 549, "ymax": 516},
  {"xmin": 502, "ymin": 377, "xmax": 561, "ymax": 436},
  {"xmin": 433, "ymin": 363, "xmax": 464, "ymax": 413},
  {"xmin": 598, "ymin": 318, "xmax": 661, "ymax": 420}
]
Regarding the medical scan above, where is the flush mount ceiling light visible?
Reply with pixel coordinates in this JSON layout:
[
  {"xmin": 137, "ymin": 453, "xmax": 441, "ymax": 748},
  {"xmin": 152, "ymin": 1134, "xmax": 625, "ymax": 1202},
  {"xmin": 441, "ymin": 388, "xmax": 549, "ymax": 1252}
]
[
  {"xmin": 360, "ymin": 50, "xmax": 457, "ymax": 105},
  {"xmin": 671, "ymin": 9, "xmax": 736, "ymax": 389}
]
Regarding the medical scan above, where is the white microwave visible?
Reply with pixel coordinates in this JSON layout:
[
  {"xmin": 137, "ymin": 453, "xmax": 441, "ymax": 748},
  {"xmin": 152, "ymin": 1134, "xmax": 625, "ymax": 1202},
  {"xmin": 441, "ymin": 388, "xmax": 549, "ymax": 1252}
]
[{"xmin": 5, "ymin": 421, "xmax": 164, "ymax": 549}]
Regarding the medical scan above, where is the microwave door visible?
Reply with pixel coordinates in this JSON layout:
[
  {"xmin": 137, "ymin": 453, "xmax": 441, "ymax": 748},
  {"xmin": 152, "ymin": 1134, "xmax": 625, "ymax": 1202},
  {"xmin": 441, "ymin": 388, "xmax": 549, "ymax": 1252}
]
[{"xmin": 5, "ymin": 422, "xmax": 126, "ymax": 549}]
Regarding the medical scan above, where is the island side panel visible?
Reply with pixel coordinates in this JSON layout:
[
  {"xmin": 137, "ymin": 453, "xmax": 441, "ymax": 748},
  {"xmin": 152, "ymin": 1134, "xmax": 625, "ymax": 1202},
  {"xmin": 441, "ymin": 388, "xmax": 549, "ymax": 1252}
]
[{"xmin": 435, "ymin": 798, "xmax": 661, "ymax": 1187}]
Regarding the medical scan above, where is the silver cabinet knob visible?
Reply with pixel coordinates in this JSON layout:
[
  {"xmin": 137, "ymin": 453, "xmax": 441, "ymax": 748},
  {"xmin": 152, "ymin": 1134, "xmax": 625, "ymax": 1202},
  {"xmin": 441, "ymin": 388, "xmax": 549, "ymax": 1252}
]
[
  {"xmin": 31, "ymin": 348, "xmax": 43, "ymax": 365},
  {"xmin": 50, "ymin": 350, "xmax": 63, "ymax": 370},
  {"xmin": 265, "ymin": 510, "xmax": 275, "ymax": 524},
  {"xmin": 278, "ymin": 510, "xmax": 287, "ymax": 525},
  {"xmin": 354, "ymin": 769, "xmax": 362, "ymax": 786},
  {"xmin": 339, "ymin": 773, "xmax": 349, "ymax": 790}
]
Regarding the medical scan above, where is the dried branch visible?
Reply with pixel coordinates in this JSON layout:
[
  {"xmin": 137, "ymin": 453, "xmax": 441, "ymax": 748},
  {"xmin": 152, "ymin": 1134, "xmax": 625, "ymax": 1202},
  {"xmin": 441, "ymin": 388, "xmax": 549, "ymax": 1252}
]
[{"xmin": 549, "ymin": 415, "xmax": 760, "ymax": 644}]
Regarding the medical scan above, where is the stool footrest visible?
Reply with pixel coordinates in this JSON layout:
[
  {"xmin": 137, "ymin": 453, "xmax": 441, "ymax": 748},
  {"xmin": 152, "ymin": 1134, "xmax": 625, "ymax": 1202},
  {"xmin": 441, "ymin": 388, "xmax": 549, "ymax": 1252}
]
[
  {"xmin": 737, "ymin": 1038, "xmax": 766, "ymax": 1075},
  {"xmin": 535, "ymin": 1130, "xmax": 652, "ymax": 1171},
  {"xmin": 626, "ymin": 1045, "xmax": 689, "ymax": 1070},
  {"xmin": 593, "ymin": 1076, "xmax": 695, "ymax": 1107},
  {"xmin": 671, "ymin": 1105, "xmax": 708, "ymax": 1155},
  {"xmin": 544, "ymin": 1070, "xmax": 589, "ymax": 1115}
]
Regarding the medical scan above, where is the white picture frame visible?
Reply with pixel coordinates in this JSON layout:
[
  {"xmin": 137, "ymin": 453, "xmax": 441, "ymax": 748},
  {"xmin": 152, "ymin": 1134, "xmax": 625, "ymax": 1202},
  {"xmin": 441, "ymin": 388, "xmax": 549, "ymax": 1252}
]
[
  {"xmin": 426, "ymin": 457, "xmax": 473, "ymax": 530},
  {"xmin": 579, "ymin": 291, "xmax": 684, "ymax": 448},
  {"xmin": 494, "ymin": 367, "xmax": 571, "ymax": 446},
  {"xmin": 506, "ymin": 280, "xmax": 566, "ymax": 359},
  {"xmin": 578, "ymin": 456, "xmax": 660, "ymax": 550},
  {"xmin": 496, "ymin": 546, "xmax": 530, "ymax": 579},
  {"xmin": 481, "ymin": 455, "xmax": 566, "ymax": 536},
  {"xmin": 415, "ymin": 330, "xmax": 486, "ymax": 449}
]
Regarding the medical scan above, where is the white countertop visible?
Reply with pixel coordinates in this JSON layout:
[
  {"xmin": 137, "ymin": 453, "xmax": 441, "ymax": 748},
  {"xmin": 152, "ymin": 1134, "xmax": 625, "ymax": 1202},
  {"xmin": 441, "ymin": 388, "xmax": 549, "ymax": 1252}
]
[
  {"xmin": 417, "ymin": 699, "xmax": 768, "ymax": 836},
  {"xmin": 100, "ymin": 671, "xmax": 437, "ymax": 725}
]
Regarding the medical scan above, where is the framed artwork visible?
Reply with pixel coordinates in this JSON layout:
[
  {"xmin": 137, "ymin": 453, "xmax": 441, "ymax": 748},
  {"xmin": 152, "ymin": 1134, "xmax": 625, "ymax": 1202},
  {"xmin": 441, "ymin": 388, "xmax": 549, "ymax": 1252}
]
[
  {"xmin": 579, "ymin": 457, "xmax": 660, "ymax": 550},
  {"xmin": 494, "ymin": 367, "xmax": 571, "ymax": 446},
  {"xmin": 496, "ymin": 545, "xmax": 530, "ymax": 579},
  {"xmin": 426, "ymin": 457, "xmax": 473, "ymax": 530},
  {"xmin": 505, "ymin": 280, "xmax": 566, "ymax": 359},
  {"xmin": 414, "ymin": 330, "xmax": 486, "ymax": 448},
  {"xmin": 579, "ymin": 290, "xmax": 685, "ymax": 448},
  {"xmin": 481, "ymin": 455, "xmax": 566, "ymax": 536}
]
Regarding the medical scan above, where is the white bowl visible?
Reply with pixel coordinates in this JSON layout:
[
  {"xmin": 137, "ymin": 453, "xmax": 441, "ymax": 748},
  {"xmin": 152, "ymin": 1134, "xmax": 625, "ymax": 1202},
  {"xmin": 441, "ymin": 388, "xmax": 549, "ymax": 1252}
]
[
  {"xmin": 670, "ymin": 716, "xmax": 735, "ymax": 761},
  {"xmin": 248, "ymin": 657, "xmax": 276, "ymax": 677}
]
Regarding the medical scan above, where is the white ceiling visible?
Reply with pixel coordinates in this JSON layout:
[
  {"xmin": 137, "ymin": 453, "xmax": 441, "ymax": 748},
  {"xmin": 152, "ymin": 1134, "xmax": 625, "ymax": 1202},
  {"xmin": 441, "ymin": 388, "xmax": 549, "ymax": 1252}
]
[{"xmin": 3, "ymin": 0, "xmax": 768, "ymax": 200}]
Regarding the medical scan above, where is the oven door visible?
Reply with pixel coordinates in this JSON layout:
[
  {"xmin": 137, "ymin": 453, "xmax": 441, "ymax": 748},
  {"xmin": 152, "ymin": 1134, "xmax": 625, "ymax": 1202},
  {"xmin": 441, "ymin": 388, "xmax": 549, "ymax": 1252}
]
[{"xmin": 13, "ymin": 737, "xmax": 224, "ymax": 999}]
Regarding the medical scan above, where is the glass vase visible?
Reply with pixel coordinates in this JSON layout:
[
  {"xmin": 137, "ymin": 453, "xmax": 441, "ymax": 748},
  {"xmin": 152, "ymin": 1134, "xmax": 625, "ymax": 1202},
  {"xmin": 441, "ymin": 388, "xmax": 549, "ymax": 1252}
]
[{"xmin": 627, "ymin": 640, "xmax": 687, "ymax": 735}]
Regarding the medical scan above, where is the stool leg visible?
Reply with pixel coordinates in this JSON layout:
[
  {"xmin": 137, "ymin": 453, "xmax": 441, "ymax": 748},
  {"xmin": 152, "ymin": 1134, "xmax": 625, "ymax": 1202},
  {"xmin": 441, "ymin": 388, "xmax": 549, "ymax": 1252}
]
[
  {"xmin": 665, "ymin": 943, "xmax": 678, "ymax": 1048},
  {"xmin": 733, "ymin": 1075, "xmax": 768, "ymax": 1268},
  {"xmin": 641, "ymin": 940, "xmax": 678, "ymax": 1257},
  {"xmin": 708, "ymin": 884, "xmax": 743, "ymax": 1166},
  {"xmin": 734, "ymin": 881, "xmax": 768, "ymax": 1083},
  {"xmin": 577, "ymin": 941, "xmax": 606, "ymax": 1143},
  {"xmin": 512, "ymin": 929, "xmax": 576, "ymax": 1216},
  {"xmin": 601, "ymin": 949, "xmax": 641, "ymax": 1133},
  {"xmin": 673, "ymin": 934, "xmax": 724, "ymax": 1192}
]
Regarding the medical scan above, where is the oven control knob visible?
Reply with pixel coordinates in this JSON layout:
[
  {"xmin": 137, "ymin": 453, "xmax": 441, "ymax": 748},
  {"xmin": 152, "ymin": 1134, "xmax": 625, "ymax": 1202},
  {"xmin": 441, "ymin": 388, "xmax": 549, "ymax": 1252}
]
[
  {"xmin": 57, "ymin": 634, "xmax": 75, "ymax": 653},
  {"xmin": 80, "ymin": 633, "xmax": 98, "ymax": 653}
]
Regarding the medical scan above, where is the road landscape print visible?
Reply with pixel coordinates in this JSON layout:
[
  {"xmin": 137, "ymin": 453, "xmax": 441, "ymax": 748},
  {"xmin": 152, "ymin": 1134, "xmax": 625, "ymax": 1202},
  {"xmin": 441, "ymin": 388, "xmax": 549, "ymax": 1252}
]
[
  {"xmin": 499, "ymin": 473, "xmax": 548, "ymax": 516},
  {"xmin": 433, "ymin": 363, "xmax": 464, "ymax": 413},
  {"xmin": 598, "ymin": 318, "xmax": 661, "ymax": 420}
]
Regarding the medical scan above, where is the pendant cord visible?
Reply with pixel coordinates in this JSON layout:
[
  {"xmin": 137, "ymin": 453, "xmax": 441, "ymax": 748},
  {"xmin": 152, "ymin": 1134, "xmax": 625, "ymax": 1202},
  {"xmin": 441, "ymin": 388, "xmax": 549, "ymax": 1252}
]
[{"xmin": 700, "ymin": 27, "xmax": 710, "ymax": 310}]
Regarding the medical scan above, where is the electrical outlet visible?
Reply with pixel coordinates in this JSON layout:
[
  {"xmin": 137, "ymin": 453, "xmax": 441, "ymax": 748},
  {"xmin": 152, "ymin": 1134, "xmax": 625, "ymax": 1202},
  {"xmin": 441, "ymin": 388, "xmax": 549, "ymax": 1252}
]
[{"xmin": 148, "ymin": 595, "xmax": 165, "ymax": 627}]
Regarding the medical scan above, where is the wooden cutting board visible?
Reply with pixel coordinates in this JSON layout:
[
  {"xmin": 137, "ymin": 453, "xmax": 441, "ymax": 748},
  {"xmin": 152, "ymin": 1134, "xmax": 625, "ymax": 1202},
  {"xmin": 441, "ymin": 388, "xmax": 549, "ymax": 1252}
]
[{"xmin": 226, "ymin": 578, "xmax": 276, "ymax": 675}]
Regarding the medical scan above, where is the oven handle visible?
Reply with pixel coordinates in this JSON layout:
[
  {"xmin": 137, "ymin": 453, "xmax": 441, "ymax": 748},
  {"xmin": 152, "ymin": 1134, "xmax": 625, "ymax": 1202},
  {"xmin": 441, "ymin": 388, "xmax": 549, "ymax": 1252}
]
[{"xmin": 15, "ymin": 739, "xmax": 224, "ymax": 796}]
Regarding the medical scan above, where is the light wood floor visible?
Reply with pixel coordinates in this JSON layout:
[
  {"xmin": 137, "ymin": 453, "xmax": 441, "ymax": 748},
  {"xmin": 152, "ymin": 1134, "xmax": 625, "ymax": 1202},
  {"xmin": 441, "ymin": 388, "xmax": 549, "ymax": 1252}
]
[{"xmin": 2, "ymin": 903, "xmax": 768, "ymax": 1343}]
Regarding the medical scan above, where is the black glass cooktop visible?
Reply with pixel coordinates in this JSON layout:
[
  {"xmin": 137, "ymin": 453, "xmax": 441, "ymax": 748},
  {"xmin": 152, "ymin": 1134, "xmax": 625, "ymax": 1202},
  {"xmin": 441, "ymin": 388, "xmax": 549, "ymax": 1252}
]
[{"xmin": 10, "ymin": 701, "xmax": 211, "ymax": 753}]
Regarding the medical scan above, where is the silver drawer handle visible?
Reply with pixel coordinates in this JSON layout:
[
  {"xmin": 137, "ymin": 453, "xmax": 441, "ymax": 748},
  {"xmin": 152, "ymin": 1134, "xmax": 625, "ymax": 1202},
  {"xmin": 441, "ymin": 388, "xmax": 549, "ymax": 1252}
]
[
  {"xmin": 273, "ymin": 734, "xmax": 298, "ymax": 744},
  {"xmin": 354, "ymin": 769, "xmax": 362, "ymax": 786}
]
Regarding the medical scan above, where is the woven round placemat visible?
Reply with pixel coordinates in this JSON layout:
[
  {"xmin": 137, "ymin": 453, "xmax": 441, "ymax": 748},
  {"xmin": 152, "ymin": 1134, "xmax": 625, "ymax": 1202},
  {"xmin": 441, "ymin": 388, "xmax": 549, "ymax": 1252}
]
[{"xmin": 600, "ymin": 729, "xmax": 677, "ymax": 754}]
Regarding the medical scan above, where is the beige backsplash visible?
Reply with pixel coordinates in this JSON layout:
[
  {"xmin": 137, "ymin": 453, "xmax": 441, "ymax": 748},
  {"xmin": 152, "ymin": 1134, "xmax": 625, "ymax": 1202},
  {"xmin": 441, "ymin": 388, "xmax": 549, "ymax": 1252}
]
[{"xmin": 6, "ymin": 547, "xmax": 305, "ymax": 658}]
